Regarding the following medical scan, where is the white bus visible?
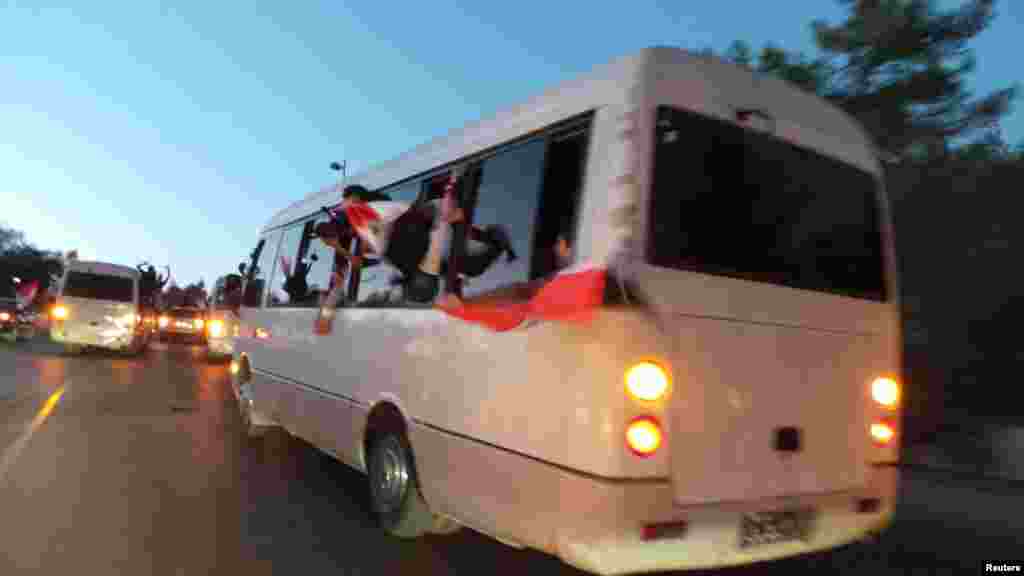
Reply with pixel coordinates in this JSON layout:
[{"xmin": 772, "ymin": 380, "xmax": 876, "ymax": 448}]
[
  {"xmin": 50, "ymin": 260, "xmax": 146, "ymax": 355},
  {"xmin": 233, "ymin": 47, "xmax": 901, "ymax": 574}
]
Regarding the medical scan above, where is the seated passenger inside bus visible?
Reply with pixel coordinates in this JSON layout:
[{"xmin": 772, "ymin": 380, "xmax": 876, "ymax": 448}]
[{"xmin": 437, "ymin": 213, "xmax": 576, "ymax": 309}]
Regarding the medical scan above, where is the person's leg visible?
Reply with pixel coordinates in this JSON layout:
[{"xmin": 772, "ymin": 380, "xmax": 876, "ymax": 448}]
[{"xmin": 460, "ymin": 225, "xmax": 516, "ymax": 278}]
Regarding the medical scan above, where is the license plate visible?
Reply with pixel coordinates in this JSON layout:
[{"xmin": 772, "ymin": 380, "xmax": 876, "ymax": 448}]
[{"xmin": 738, "ymin": 508, "xmax": 813, "ymax": 548}]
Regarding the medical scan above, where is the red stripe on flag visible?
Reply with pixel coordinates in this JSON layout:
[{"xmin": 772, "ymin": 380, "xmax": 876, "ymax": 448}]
[
  {"xmin": 528, "ymin": 267, "xmax": 607, "ymax": 324},
  {"xmin": 343, "ymin": 202, "xmax": 381, "ymax": 232},
  {"xmin": 16, "ymin": 280, "xmax": 39, "ymax": 303},
  {"xmin": 439, "ymin": 268, "xmax": 607, "ymax": 331},
  {"xmin": 440, "ymin": 301, "xmax": 530, "ymax": 332}
]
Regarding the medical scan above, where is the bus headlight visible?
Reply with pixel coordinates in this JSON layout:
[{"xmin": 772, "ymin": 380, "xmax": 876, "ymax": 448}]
[
  {"xmin": 208, "ymin": 320, "xmax": 225, "ymax": 338},
  {"xmin": 158, "ymin": 316, "xmax": 169, "ymax": 328},
  {"xmin": 52, "ymin": 305, "xmax": 69, "ymax": 320},
  {"xmin": 626, "ymin": 416, "xmax": 663, "ymax": 457},
  {"xmin": 0, "ymin": 312, "xmax": 9, "ymax": 322},
  {"xmin": 871, "ymin": 377, "xmax": 900, "ymax": 409},
  {"xmin": 625, "ymin": 361, "xmax": 670, "ymax": 402}
]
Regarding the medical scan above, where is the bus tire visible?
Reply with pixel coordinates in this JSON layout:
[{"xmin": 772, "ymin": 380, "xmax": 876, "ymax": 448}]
[{"xmin": 367, "ymin": 432, "xmax": 435, "ymax": 539}]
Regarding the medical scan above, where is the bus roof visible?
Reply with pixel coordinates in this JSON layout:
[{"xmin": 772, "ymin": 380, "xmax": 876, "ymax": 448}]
[
  {"xmin": 263, "ymin": 46, "xmax": 878, "ymax": 232},
  {"xmin": 65, "ymin": 261, "xmax": 139, "ymax": 279}
]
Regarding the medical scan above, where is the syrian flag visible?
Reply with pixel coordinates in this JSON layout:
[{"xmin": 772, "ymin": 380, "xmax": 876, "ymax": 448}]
[
  {"xmin": 336, "ymin": 200, "xmax": 410, "ymax": 256},
  {"xmin": 15, "ymin": 279, "xmax": 39, "ymax": 309},
  {"xmin": 439, "ymin": 262, "xmax": 608, "ymax": 332}
]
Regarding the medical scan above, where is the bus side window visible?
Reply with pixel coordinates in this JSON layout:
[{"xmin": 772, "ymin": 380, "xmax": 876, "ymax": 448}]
[
  {"xmin": 352, "ymin": 238, "xmax": 403, "ymax": 307},
  {"xmin": 459, "ymin": 138, "xmax": 546, "ymax": 299},
  {"xmin": 348, "ymin": 181, "xmax": 421, "ymax": 307},
  {"xmin": 532, "ymin": 127, "xmax": 589, "ymax": 279},
  {"xmin": 268, "ymin": 224, "xmax": 306, "ymax": 307},
  {"xmin": 244, "ymin": 230, "xmax": 282, "ymax": 308}
]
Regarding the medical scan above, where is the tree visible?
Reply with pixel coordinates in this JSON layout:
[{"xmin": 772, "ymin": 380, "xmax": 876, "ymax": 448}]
[
  {"xmin": 182, "ymin": 280, "xmax": 207, "ymax": 308},
  {"xmin": 718, "ymin": 0, "xmax": 1018, "ymax": 161},
  {"xmin": 163, "ymin": 282, "xmax": 186, "ymax": 308},
  {"xmin": 0, "ymin": 224, "xmax": 63, "ymax": 306},
  {"xmin": 162, "ymin": 279, "xmax": 207, "ymax": 308},
  {"xmin": 137, "ymin": 262, "xmax": 170, "ymax": 310}
]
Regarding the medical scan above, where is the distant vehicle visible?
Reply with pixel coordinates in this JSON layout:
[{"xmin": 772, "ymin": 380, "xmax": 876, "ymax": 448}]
[
  {"xmin": 233, "ymin": 47, "xmax": 901, "ymax": 574},
  {"xmin": 204, "ymin": 273, "xmax": 242, "ymax": 361},
  {"xmin": 0, "ymin": 297, "xmax": 35, "ymax": 342},
  {"xmin": 50, "ymin": 260, "xmax": 146, "ymax": 355},
  {"xmin": 157, "ymin": 307, "xmax": 207, "ymax": 345}
]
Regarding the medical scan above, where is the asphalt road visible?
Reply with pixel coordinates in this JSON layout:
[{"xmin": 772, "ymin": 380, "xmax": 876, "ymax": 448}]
[{"xmin": 0, "ymin": 336, "xmax": 1021, "ymax": 575}]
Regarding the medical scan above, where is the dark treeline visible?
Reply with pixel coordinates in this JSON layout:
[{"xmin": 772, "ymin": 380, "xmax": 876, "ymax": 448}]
[
  {"xmin": 888, "ymin": 158, "xmax": 1024, "ymax": 439},
  {"xmin": 708, "ymin": 0, "xmax": 1023, "ymax": 440}
]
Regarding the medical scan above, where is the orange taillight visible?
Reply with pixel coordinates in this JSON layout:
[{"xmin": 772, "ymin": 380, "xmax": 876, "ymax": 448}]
[
  {"xmin": 625, "ymin": 361, "xmax": 670, "ymax": 402},
  {"xmin": 871, "ymin": 377, "xmax": 900, "ymax": 409},
  {"xmin": 626, "ymin": 416, "xmax": 662, "ymax": 457}
]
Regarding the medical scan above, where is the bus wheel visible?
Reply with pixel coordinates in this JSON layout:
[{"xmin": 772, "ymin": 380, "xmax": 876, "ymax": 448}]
[{"xmin": 367, "ymin": 432, "xmax": 435, "ymax": 539}]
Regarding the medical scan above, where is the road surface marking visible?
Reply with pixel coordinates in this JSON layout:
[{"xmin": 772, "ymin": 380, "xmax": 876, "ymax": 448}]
[{"xmin": 0, "ymin": 384, "xmax": 66, "ymax": 483}]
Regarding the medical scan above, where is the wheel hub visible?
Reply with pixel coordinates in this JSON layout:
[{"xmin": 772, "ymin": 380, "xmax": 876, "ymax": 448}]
[{"xmin": 372, "ymin": 437, "xmax": 409, "ymax": 515}]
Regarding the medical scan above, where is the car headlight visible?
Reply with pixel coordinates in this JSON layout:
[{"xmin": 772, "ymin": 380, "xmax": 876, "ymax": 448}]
[{"xmin": 208, "ymin": 319, "xmax": 225, "ymax": 338}]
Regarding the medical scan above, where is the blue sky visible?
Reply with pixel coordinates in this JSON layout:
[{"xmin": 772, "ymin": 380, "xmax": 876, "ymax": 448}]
[{"xmin": 1, "ymin": 1, "xmax": 1020, "ymax": 288}]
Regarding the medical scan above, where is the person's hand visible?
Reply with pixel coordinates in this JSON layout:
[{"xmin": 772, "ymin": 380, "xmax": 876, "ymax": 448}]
[
  {"xmin": 435, "ymin": 293, "xmax": 463, "ymax": 310},
  {"xmin": 443, "ymin": 207, "xmax": 466, "ymax": 224},
  {"xmin": 314, "ymin": 316, "xmax": 333, "ymax": 335}
]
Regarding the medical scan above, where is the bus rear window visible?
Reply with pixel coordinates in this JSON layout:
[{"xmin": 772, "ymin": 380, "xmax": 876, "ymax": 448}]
[
  {"xmin": 64, "ymin": 272, "xmax": 135, "ymax": 303},
  {"xmin": 649, "ymin": 106, "xmax": 887, "ymax": 301}
]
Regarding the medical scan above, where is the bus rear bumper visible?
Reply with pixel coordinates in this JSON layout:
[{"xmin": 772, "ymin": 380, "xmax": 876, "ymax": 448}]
[
  {"xmin": 554, "ymin": 465, "xmax": 897, "ymax": 575},
  {"xmin": 410, "ymin": 423, "xmax": 897, "ymax": 575}
]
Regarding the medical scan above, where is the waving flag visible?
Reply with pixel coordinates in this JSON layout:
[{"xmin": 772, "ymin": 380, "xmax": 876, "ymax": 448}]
[
  {"xmin": 439, "ymin": 263, "xmax": 608, "ymax": 332},
  {"xmin": 15, "ymin": 279, "xmax": 39, "ymax": 309},
  {"xmin": 338, "ymin": 200, "xmax": 410, "ymax": 256}
]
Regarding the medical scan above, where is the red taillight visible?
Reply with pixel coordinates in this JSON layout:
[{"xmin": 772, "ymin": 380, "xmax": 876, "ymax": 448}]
[
  {"xmin": 870, "ymin": 420, "xmax": 896, "ymax": 446},
  {"xmin": 641, "ymin": 520, "xmax": 688, "ymax": 541},
  {"xmin": 626, "ymin": 416, "xmax": 662, "ymax": 457}
]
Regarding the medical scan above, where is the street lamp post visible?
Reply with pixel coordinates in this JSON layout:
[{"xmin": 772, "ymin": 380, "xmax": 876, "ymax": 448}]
[{"xmin": 330, "ymin": 161, "xmax": 346, "ymax": 181}]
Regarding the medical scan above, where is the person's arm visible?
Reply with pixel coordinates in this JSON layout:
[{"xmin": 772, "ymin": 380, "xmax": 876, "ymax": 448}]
[{"xmin": 436, "ymin": 279, "xmax": 544, "ymax": 309}]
